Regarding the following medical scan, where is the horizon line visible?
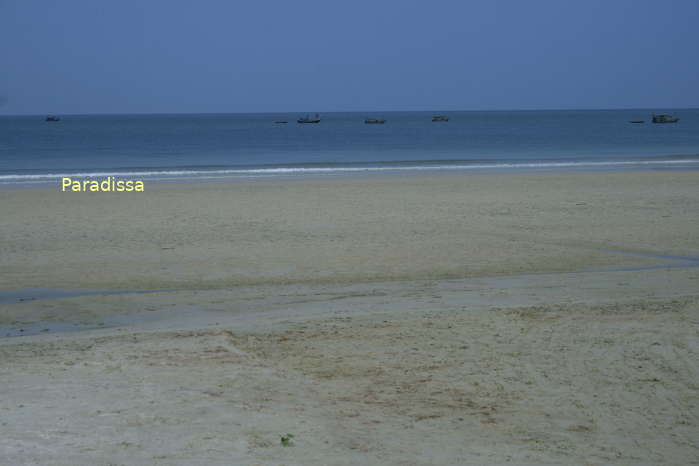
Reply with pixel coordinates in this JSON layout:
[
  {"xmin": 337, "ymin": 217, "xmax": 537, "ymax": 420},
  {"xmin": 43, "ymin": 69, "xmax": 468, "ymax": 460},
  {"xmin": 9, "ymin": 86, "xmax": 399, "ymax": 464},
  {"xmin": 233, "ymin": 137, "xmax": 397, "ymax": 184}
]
[{"xmin": 1, "ymin": 106, "xmax": 697, "ymax": 118}]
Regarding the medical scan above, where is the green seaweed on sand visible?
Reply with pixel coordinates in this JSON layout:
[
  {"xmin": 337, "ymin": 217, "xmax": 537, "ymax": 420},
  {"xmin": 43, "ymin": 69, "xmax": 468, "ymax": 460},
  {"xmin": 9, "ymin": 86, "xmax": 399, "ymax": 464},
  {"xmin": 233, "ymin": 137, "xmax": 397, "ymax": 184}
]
[{"xmin": 280, "ymin": 433, "xmax": 295, "ymax": 446}]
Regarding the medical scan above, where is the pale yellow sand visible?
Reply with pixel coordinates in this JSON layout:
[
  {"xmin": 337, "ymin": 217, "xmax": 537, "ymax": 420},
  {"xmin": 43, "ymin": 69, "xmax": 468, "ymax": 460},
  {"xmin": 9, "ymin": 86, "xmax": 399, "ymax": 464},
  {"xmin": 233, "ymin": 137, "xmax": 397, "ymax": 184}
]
[
  {"xmin": 2, "ymin": 170, "xmax": 697, "ymax": 292},
  {"xmin": 1, "ymin": 170, "xmax": 698, "ymax": 465}
]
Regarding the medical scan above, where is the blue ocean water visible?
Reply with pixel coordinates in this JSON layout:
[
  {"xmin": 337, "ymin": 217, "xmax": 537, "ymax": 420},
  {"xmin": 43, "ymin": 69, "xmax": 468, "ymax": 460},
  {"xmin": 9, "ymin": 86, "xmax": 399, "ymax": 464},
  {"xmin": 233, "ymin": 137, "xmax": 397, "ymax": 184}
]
[{"xmin": 1, "ymin": 109, "xmax": 698, "ymax": 182}]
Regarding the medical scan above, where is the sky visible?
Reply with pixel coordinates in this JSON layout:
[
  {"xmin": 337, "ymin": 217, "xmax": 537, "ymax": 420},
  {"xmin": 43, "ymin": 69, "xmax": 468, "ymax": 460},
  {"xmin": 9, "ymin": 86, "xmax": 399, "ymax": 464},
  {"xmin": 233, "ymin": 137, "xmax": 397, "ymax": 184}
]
[{"xmin": 2, "ymin": 0, "xmax": 698, "ymax": 115}]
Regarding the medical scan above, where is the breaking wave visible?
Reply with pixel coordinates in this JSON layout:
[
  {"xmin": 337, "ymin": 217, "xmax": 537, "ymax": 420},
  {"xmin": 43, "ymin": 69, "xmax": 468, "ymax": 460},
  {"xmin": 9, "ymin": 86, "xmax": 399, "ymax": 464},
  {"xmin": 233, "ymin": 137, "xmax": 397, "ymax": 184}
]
[{"xmin": 2, "ymin": 158, "xmax": 699, "ymax": 182}]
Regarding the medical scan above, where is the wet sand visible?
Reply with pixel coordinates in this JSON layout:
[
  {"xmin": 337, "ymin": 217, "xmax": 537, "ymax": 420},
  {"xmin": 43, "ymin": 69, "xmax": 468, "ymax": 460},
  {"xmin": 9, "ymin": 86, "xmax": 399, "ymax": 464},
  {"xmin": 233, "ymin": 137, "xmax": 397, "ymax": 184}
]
[{"xmin": 1, "ymin": 170, "xmax": 698, "ymax": 464}]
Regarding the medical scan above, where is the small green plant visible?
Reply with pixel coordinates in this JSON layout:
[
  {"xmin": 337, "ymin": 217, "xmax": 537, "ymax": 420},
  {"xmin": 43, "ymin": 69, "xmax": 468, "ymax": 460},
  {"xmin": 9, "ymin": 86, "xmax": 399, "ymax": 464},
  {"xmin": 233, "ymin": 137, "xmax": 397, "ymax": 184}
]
[{"xmin": 280, "ymin": 433, "xmax": 295, "ymax": 447}]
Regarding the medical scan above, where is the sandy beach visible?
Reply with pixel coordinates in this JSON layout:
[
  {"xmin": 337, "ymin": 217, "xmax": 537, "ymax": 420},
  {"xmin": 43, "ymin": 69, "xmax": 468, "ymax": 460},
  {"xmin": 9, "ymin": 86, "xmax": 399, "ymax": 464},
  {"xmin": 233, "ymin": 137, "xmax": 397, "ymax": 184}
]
[{"xmin": 1, "ymin": 170, "xmax": 698, "ymax": 465}]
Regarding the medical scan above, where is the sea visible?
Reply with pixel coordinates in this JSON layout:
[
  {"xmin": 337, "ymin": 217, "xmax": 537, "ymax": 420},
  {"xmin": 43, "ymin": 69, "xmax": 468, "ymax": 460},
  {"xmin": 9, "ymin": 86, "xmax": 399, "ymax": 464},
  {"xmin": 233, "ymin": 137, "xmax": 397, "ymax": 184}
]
[{"xmin": 1, "ymin": 109, "xmax": 698, "ymax": 183}]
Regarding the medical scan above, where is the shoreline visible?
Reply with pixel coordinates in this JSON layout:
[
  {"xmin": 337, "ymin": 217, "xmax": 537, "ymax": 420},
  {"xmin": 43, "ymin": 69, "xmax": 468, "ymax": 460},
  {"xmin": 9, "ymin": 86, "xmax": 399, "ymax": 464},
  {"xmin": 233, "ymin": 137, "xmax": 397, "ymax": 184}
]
[{"xmin": 2, "ymin": 156, "xmax": 699, "ymax": 186}]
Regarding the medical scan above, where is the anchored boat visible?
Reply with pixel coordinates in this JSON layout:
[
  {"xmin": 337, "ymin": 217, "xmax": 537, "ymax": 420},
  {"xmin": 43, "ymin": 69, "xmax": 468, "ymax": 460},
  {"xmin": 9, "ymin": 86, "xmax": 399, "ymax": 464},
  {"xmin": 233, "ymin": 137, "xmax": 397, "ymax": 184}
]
[
  {"xmin": 432, "ymin": 115, "xmax": 449, "ymax": 122},
  {"xmin": 652, "ymin": 114, "xmax": 679, "ymax": 124},
  {"xmin": 298, "ymin": 113, "xmax": 321, "ymax": 124},
  {"xmin": 365, "ymin": 118, "xmax": 386, "ymax": 124}
]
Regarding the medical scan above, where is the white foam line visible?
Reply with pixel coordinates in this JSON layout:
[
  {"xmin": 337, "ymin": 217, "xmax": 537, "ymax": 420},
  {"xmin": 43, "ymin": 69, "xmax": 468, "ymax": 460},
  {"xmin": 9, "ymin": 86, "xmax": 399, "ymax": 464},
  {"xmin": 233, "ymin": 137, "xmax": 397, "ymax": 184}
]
[{"xmin": 2, "ymin": 159, "xmax": 698, "ymax": 181}]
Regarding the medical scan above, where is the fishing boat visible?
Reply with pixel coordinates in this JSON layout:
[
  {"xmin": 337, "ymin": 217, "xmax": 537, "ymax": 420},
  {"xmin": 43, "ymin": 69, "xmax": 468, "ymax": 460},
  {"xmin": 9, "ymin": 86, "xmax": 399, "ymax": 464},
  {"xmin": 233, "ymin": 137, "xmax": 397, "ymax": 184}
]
[
  {"xmin": 274, "ymin": 121, "xmax": 288, "ymax": 124},
  {"xmin": 45, "ymin": 115, "xmax": 60, "ymax": 122},
  {"xmin": 432, "ymin": 115, "xmax": 449, "ymax": 122},
  {"xmin": 629, "ymin": 120, "xmax": 645, "ymax": 124},
  {"xmin": 652, "ymin": 114, "xmax": 679, "ymax": 124},
  {"xmin": 365, "ymin": 118, "xmax": 386, "ymax": 124},
  {"xmin": 297, "ymin": 113, "xmax": 321, "ymax": 124}
]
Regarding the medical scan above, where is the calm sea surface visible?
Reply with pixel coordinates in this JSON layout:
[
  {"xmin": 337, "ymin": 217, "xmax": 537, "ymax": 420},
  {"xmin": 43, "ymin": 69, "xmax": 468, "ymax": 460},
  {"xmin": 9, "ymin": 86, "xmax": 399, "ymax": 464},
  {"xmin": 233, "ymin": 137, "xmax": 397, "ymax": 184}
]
[{"xmin": 1, "ymin": 109, "xmax": 698, "ymax": 182}]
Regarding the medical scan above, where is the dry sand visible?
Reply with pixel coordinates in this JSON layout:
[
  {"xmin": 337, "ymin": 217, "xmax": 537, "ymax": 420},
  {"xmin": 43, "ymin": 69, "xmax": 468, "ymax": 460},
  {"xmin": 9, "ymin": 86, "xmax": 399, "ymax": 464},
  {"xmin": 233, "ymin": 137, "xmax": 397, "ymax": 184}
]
[{"xmin": 1, "ymin": 170, "xmax": 698, "ymax": 465}]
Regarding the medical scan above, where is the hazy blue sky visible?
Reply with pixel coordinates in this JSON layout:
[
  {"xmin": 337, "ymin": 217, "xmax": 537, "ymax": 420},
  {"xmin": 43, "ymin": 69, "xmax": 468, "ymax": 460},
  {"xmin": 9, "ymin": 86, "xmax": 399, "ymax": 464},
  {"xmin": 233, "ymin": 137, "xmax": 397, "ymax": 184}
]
[{"xmin": 2, "ymin": 0, "xmax": 698, "ymax": 114}]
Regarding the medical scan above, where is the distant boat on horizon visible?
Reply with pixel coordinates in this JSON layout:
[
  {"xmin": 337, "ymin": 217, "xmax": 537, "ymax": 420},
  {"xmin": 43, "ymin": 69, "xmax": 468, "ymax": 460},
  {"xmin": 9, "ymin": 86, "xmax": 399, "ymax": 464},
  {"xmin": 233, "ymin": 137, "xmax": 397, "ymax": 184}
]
[
  {"xmin": 365, "ymin": 118, "xmax": 386, "ymax": 124},
  {"xmin": 45, "ymin": 115, "xmax": 60, "ymax": 122},
  {"xmin": 297, "ymin": 113, "xmax": 321, "ymax": 124},
  {"xmin": 629, "ymin": 120, "xmax": 645, "ymax": 123},
  {"xmin": 652, "ymin": 114, "xmax": 679, "ymax": 124},
  {"xmin": 432, "ymin": 115, "xmax": 449, "ymax": 122},
  {"xmin": 274, "ymin": 120, "xmax": 288, "ymax": 124}
]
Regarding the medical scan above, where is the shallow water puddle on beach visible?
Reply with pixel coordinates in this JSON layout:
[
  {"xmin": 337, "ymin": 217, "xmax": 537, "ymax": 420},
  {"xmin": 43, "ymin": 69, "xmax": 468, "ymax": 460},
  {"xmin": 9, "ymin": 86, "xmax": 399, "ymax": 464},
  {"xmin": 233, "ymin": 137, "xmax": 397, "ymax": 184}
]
[
  {"xmin": 0, "ymin": 305, "xmax": 174, "ymax": 338},
  {"xmin": 0, "ymin": 288, "xmax": 175, "ymax": 305},
  {"xmin": 0, "ymin": 288, "xmax": 179, "ymax": 337},
  {"xmin": 2, "ymin": 249, "xmax": 697, "ymax": 338},
  {"xmin": 1, "ymin": 321, "xmax": 107, "ymax": 338},
  {"xmin": 580, "ymin": 249, "xmax": 699, "ymax": 273},
  {"xmin": 596, "ymin": 248, "xmax": 699, "ymax": 263}
]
